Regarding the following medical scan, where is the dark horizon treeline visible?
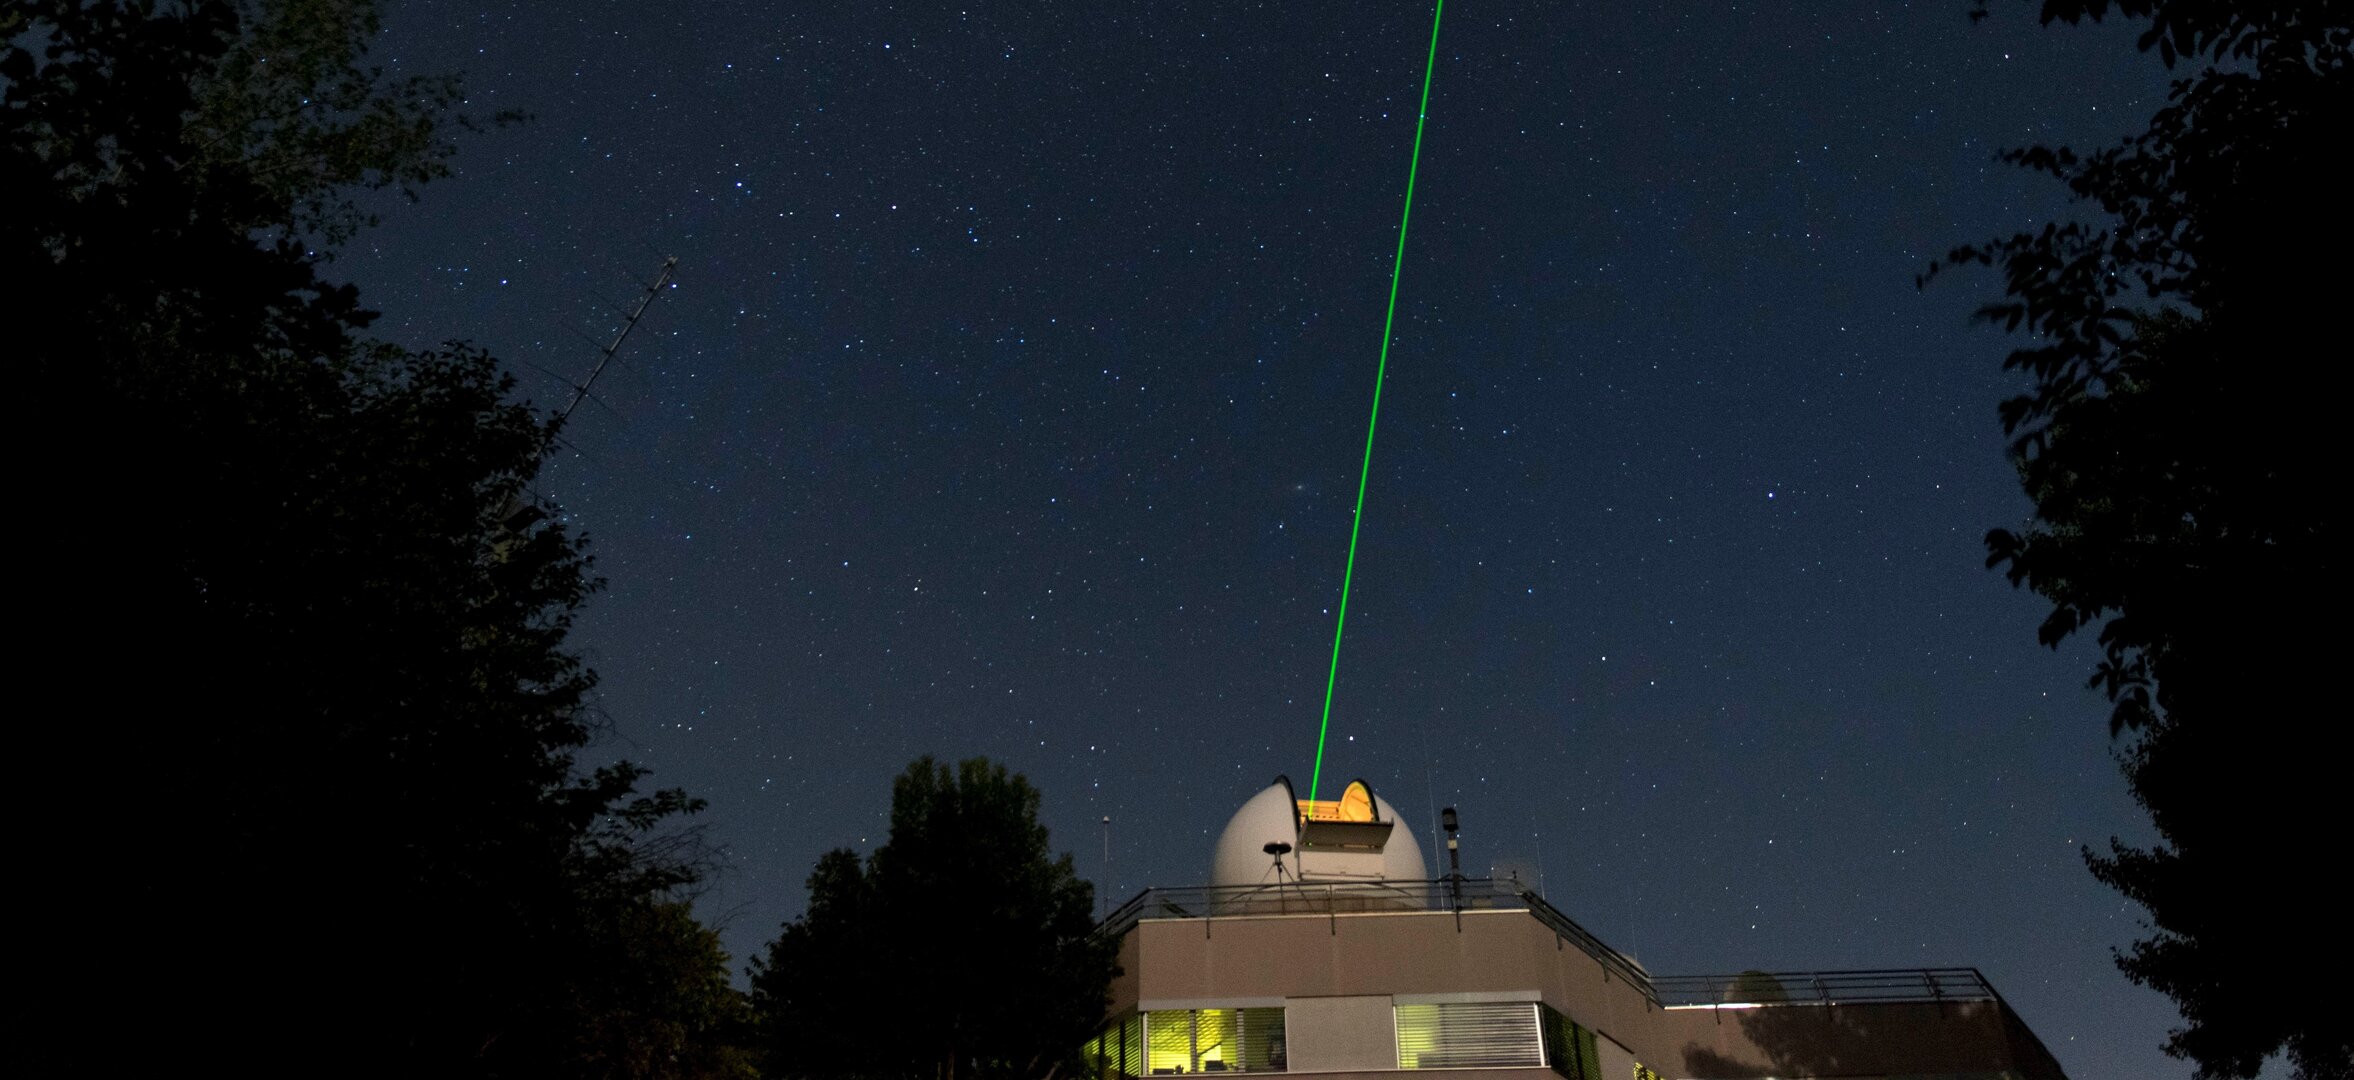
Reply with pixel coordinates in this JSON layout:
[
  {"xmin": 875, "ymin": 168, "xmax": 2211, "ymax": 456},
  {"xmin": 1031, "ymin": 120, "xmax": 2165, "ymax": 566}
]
[
  {"xmin": 8, "ymin": 9, "xmax": 1114, "ymax": 1073},
  {"xmin": 38, "ymin": 0, "xmax": 1289, "ymax": 1067},
  {"xmin": 1938, "ymin": 3, "xmax": 2347, "ymax": 1079},
  {"xmin": 10, "ymin": 0, "xmax": 750, "ymax": 1074}
]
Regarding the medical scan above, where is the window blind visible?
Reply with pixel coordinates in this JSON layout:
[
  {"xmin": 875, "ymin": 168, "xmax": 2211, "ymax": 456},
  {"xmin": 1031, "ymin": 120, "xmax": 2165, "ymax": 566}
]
[{"xmin": 1394, "ymin": 1002, "xmax": 1545, "ymax": 1069}]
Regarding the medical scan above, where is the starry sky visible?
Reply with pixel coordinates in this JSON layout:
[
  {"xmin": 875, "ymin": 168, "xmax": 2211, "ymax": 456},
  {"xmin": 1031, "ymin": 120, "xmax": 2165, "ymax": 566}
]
[{"xmin": 353, "ymin": 2, "xmax": 2188, "ymax": 1075}]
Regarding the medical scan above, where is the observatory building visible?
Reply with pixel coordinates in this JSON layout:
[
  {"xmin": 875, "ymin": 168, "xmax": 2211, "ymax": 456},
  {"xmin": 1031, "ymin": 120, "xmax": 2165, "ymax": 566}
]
[{"xmin": 1087, "ymin": 776, "xmax": 2067, "ymax": 1080}]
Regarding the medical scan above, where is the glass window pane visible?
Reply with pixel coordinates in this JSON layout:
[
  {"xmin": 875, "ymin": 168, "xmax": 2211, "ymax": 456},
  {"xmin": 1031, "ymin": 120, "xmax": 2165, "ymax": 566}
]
[
  {"xmin": 1238, "ymin": 1007, "xmax": 1286, "ymax": 1072},
  {"xmin": 1194, "ymin": 1009, "xmax": 1237, "ymax": 1071},
  {"xmin": 1538, "ymin": 1005, "xmax": 1601, "ymax": 1080},
  {"xmin": 1147, "ymin": 1010, "xmax": 1194, "ymax": 1074},
  {"xmin": 1110, "ymin": 1008, "xmax": 1285, "ymax": 1075}
]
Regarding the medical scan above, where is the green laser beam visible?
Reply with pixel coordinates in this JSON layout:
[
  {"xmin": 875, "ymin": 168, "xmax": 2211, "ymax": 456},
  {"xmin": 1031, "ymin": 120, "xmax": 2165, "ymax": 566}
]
[{"xmin": 1308, "ymin": 0, "xmax": 1446, "ymax": 806}]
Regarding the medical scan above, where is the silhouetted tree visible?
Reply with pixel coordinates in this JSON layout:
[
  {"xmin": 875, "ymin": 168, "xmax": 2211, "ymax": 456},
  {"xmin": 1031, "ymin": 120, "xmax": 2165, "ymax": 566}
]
[
  {"xmin": 6, "ymin": 2, "xmax": 725, "ymax": 1075},
  {"xmin": 1929, "ymin": 4, "xmax": 2349, "ymax": 1078},
  {"xmin": 750, "ymin": 758, "xmax": 1118, "ymax": 1080},
  {"xmin": 561, "ymin": 900, "xmax": 761, "ymax": 1080}
]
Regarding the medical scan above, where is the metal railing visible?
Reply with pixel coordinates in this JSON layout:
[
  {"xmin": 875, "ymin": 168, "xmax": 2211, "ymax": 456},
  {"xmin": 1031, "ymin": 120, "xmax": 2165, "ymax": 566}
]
[
  {"xmin": 1096, "ymin": 879, "xmax": 1657, "ymax": 998},
  {"xmin": 1099, "ymin": 878, "xmax": 1496, "ymax": 934},
  {"xmin": 1514, "ymin": 887, "xmax": 1659, "ymax": 996},
  {"xmin": 1650, "ymin": 967, "xmax": 1996, "ymax": 1008}
]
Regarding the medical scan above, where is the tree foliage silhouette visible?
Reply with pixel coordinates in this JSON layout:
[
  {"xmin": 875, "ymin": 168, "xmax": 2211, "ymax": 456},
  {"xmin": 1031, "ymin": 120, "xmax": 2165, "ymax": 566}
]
[
  {"xmin": 7, "ymin": 2, "xmax": 734, "ymax": 1075},
  {"xmin": 1929, "ymin": 3, "xmax": 2349, "ymax": 1077},
  {"xmin": 750, "ymin": 758, "xmax": 1118, "ymax": 1080}
]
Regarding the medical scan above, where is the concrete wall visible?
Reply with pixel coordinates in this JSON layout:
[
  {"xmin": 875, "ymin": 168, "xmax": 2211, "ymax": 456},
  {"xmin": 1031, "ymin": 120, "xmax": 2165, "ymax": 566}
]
[
  {"xmin": 1595, "ymin": 1036, "xmax": 1640, "ymax": 1080},
  {"xmin": 1659, "ymin": 1000, "xmax": 2032, "ymax": 1079},
  {"xmin": 1287, "ymin": 996, "xmax": 1398, "ymax": 1073},
  {"xmin": 1110, "ymin": 908, "xmax": 2063, "ymax": 1080}
]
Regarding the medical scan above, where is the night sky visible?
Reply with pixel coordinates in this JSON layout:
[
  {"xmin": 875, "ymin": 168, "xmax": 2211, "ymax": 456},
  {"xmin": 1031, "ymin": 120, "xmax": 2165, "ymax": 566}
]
[{"xmin": 354, "ymin": 2, "xmax": 2186, "ymax": 1075}]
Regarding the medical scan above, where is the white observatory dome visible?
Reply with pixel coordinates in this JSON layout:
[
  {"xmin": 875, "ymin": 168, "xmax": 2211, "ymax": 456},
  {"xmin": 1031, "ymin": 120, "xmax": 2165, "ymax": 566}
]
[{"xmin": 1211, "ymin": 775, "xmax": 1427, "ymax": 887}]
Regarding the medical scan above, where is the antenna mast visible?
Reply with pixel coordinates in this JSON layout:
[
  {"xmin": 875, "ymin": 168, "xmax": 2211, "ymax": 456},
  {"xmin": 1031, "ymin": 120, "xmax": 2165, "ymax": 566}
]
[{"xmin": 557, "ymin": 255, "xmax": 679, "ymax": 428}]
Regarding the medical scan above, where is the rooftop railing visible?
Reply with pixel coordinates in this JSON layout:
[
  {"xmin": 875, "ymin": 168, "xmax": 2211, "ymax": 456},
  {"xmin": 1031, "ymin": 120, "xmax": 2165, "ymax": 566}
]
[
  {"xmin": 1099, "ymin": 878, "xmax": 1545, "ymax": 935},
  {"xmin": 1651, "ymin": 967, "xmax": 1997, "ymax": 1008},
  {"xmin": 1096, "ymin": 878, "xmax": 1655, "ymax": 996}
]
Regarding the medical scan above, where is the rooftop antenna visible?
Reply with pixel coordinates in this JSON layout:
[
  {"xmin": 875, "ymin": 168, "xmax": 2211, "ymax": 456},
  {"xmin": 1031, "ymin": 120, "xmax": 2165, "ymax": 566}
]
[
  {"xmin": 496, "ymin": 255, "xmax": 678, "ymax": 537},
  {"xmin": 556, "ymin": 254, "xmax": 679, "ymax": 430},
  {"xmin": 1264, "ymin": 840, "xmax": 1295, "ymax": 885},
  {"xmin": 1441, "ymin": 806, "xmax": 1461, "ymax": 911}
]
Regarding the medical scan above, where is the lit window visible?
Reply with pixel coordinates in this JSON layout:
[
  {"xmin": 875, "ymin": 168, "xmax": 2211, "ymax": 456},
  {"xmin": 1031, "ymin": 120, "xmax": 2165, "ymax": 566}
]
[
  {"xmin": 1394, "ymin": 1002, "xmax": 1545, "ymax": 1069},
  {"xmin": 1137, "ymin": 1008, "xmax": 1286, "ymax": 1073}
]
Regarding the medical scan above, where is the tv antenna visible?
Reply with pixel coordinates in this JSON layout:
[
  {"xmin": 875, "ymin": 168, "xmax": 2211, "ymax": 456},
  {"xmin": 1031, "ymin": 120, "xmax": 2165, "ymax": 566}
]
[
  {"xmin": 555, "ymin": 254, "xmax": 679, "ymax": 430},
  {"xmin": 497, "ymin": 254, "xmax": 678, "ymax": 535}
]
